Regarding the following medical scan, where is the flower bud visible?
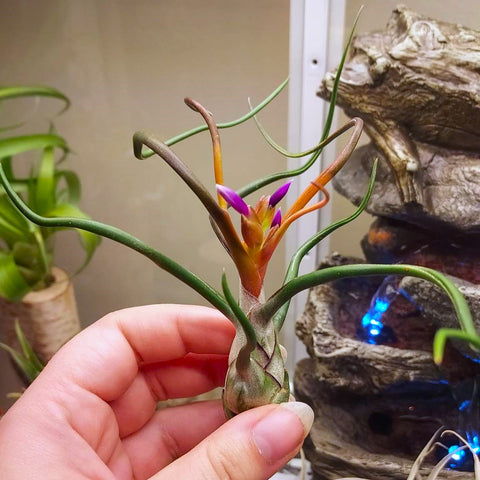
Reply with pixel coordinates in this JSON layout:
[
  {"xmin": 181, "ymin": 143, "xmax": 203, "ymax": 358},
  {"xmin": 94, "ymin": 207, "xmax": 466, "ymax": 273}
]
[{"xmin": 241, "ymin": 213, "xmax": 264, "ymax": 249}]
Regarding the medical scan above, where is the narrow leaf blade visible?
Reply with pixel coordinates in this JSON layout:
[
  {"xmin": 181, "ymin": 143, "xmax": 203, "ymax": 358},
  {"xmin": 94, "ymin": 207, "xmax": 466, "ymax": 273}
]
[
  {"xmin": 0, "ymin": 134, "xmax": 68, "ymax": 159},
  {"xmin": 0, "ymin": 86, "xmax": 70, "ymax": 113},
  {"xmin": 0, "ymin": 252, "xmax": 31, "ymax": 301},
  {"xmin": 35, "ymin": 147, "xmax": 56, "ymax": 215},
  {"xmin": 14, "ymin": 319, "xmax": 44, "ymax": 372}
]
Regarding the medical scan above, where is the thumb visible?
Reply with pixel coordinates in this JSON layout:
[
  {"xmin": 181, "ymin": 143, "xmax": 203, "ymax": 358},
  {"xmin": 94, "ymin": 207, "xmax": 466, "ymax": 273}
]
[{"xmin": 152, "ymin": 402, "xmax": 314, "ymax": 480}]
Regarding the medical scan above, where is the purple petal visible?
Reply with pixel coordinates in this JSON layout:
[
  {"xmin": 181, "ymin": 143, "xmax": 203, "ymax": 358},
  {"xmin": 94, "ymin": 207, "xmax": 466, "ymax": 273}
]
[
  {"xmin": 268, "ymin": 180, "xmax": 292, "ymax": 207},
  {"xmin": 271, "ymin": 208, "xmax": 282, "ymax": 228},
  {"xmin": 216, "ymin": 184, "xmax": 249, "ymax": 215}
]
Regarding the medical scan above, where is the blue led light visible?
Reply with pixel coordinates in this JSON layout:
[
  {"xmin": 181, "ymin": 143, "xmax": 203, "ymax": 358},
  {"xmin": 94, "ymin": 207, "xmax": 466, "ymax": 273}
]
[
  {"xmin": 360, "ymin": 297, "xmax": 389, "ymax": 343},
  {"xmin": 446, "ymin": 434, "xmax": 480, "ymax": 470},
  {"xmin": 358, "ymin": 276, "xmax": 401, "ymax": 344},
  {"xmin": 359, "ymin": 276, "xmax": 422, "ymax": 345},
  {"xmin": 374, "ymin": 297, "xmax": 390, "ymax": 312},
  {"xmin": 361, "ymin": 301, "xmax": 388, "ymax": 342},
  {"xmin": 448, "ymin": 445, "xmax": 466, "ymax": 468},
  {"xmin": 467, "ymin": 434, "xmax": 480, "ymax": 453},
  {"xmin": 361, "ymin": 314, "xmax": 372, "ymax": 328}
]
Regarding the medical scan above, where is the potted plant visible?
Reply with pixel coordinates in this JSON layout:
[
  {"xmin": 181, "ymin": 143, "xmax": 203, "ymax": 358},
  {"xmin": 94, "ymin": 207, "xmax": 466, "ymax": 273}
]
[{"xmin": 0, "ymin": 86, "xmax": 100, "ymax": 368}]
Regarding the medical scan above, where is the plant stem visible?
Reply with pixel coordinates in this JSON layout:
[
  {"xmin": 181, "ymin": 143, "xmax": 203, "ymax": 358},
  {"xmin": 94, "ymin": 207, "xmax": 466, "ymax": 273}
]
[{"xmin": 433, "ymin": 328, "xmax": 480, "ymax": 364}]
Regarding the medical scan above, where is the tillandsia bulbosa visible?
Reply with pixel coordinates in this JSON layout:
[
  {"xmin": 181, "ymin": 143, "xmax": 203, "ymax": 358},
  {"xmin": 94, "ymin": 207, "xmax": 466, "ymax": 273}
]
[
  {"xmin": 0, "ymin": 82, "xmax": 477, "ymax": 417},
  {"xmin": 0, "ymin": 24, "xmax": 477, "ymax": 417}
]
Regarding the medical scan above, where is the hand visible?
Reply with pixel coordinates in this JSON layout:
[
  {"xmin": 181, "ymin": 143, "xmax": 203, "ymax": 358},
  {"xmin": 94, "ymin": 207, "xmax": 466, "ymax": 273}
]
[{"xmin": 0, "ymin": 304, "xmax": 313, "ymax": 479}]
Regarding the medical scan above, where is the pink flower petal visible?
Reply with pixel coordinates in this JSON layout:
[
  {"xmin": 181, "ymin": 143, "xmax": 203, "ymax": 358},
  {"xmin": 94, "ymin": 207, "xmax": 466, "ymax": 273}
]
[
  {"xmin": 216, "ymin": 184, "xmax": 249, "ymax": 215},
  {"xmin": 271, "ymin": 208, "xmax": 282, "ymax": 228},
  {"xmin": 269, "ymin": 180, "xmax": 292, "ymax": 207}
]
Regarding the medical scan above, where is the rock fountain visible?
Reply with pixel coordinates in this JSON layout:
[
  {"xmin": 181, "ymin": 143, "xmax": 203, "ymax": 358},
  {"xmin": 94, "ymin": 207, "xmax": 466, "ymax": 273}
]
[{"xmin": 295, "ymin": 6, "xmax": 480, "ymax": 479}]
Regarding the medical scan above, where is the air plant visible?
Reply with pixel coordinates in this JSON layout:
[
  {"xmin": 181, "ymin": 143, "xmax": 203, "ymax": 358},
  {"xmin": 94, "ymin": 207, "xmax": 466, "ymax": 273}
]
[
  {"xmin": 0, "ymin": 27, "xmax": 477, "ymax": 417},
  {"xmin": 0, "ymin": 90, "xmax": 476, "ymax": 418}
]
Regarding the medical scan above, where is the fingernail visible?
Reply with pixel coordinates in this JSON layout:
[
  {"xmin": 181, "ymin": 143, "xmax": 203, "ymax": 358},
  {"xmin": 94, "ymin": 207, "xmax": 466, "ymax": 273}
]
[{"xmin": 252, "ymin": 402, "xmax": 314, "ymax": 464}]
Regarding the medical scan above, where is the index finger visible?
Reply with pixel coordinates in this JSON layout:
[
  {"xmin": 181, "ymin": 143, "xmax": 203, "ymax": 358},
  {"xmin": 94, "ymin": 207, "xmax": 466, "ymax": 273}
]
[{"xmin": 42, "ymin": 304, "xmax": 235, "ymax": 401}]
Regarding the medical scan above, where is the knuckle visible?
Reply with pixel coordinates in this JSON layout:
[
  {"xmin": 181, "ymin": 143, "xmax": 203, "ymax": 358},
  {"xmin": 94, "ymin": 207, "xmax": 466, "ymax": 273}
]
[{"xmin": 204, "ymin": 440, "xmax": 253, "ymax": 480}]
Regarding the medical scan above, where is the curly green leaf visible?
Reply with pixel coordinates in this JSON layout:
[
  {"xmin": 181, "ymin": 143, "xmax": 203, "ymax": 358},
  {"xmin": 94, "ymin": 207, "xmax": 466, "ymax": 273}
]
[
  {"xmin": 0, "ymin": 86, "xmax": 70, "ymax": 114},
  {"xmin": 433, "ymin": 328, "xmax": 480, "ymax": 365},
  {"xmin": 0, "ymin": 194, "xmax": 34, "ymax": 246},
  {"xmin": 139, "ymin": 78, "xmax": 289, "ymax": 158},
  {"xmin": 250, "ymin": 98, "xmax": 364, "ymax": 159},
  {"xmin": 45, "ymin": 202, "xmax": 101, "ymax": 272},
  {"xmin": 55, "ymin": 170, "xmax": 82, "ymax": 205},
  {"xmin": 34, "ymin": 146, "xmax": 55, "ymax": 215},
  {"xmin": 236, "ymin": 10, "xmax": 360, "ymax": 200},
  {"xmin": 0, "ymin": 134, "xmax": 68, "ymax": 159},
  {"xmin": 259, "ymin": 264, "xmax": 475, "ymax": 347},
  {"xmin": 0, "ymin": 251, "xmax": 31, "ymax": 301}
]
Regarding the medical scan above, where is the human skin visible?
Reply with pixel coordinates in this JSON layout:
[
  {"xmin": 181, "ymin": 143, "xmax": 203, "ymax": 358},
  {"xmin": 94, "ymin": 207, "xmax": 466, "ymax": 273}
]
[{"xmin": 0, "ymin": 304, "xmax": 313, "ymax": 480}]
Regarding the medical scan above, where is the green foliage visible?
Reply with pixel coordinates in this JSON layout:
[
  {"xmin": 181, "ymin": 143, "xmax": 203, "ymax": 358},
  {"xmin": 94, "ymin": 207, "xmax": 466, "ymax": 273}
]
[
  {"xmin": 0, "ymin": 86, "xmax": 100, "ymax": 301},
  {"xmin": 0, "ymin": 319, "xmax": 44, "ymax": 384}
]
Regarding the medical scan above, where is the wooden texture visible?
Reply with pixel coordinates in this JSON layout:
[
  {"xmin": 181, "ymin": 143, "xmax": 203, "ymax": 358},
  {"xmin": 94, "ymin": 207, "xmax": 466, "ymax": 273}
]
[
  {"xmin": 295, "ymin": 254, "xmax": 480, "ymax": 480},
  {"xmin": 319, "ymin": 5, "xmax": 480, "ymax": 205},
  {"xmin": 0, "ymin": 267, "xmax": 80, "ymax": 362}
]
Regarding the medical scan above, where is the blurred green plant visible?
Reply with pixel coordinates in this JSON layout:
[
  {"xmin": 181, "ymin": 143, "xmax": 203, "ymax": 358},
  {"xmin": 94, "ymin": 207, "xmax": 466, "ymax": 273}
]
[
  {"xmin": 0, "ymin": 86, "xmax": 100, "ymax": 301},
  {"xmin": 0, "ymin": 319, "xmax": 44, "ymax": 385}
]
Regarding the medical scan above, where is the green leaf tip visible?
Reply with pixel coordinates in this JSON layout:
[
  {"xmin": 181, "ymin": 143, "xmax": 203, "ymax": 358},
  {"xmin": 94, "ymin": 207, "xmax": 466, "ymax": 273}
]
[
  {"xmin": 0, "ymin": 85, "xmax": 70, "ymax": 116},
  {"xmin": 433, "ymin": 328, "xmax": 480, "ymax": 365},
  {"xmin": 137, "ymin": 77, "xmax": 289, "ymax": 158}
]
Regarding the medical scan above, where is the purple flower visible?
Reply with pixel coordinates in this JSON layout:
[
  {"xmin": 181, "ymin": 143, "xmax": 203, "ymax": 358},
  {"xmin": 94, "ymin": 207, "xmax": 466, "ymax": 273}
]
[
  {"xmin": 271, "ymin": 208, "xmax": 282, "ymax": 228},
  {"xmin": 268, "ymin": 181, "xmax": 292, "ymax": 207},
  {"xmin": 216, "ymin": 184, "xmax": 249, "ymax": 216}
]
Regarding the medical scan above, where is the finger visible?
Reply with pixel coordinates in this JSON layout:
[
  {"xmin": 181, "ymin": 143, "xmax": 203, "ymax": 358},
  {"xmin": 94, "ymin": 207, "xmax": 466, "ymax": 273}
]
[
  {"xmin": 111, "ymin": 354, "xmax": 228, "ymax": 437},
  {"xmin": 41, "ymin": 304, "xmax": 235, "ymax": 402},
  {"xmin": 150, "ymin": 402, "xmax": 314, "ymax": 480},
  {"xmin": 122, "ymin": 400, "xmax": 227, "ymax": 479}
]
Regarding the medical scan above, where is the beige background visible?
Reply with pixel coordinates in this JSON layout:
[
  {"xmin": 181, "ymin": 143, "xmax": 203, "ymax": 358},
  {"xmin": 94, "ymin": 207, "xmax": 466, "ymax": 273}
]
[{"xmin": 0, "ymin": 1, "xmax": 479, "ymax": 407}]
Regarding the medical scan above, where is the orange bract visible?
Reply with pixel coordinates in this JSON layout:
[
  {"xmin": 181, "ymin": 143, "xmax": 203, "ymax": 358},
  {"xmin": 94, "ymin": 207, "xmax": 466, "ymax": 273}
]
[{"xmin": 192, "ymin": 98, "xmax": 363, "ymax": 299}]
